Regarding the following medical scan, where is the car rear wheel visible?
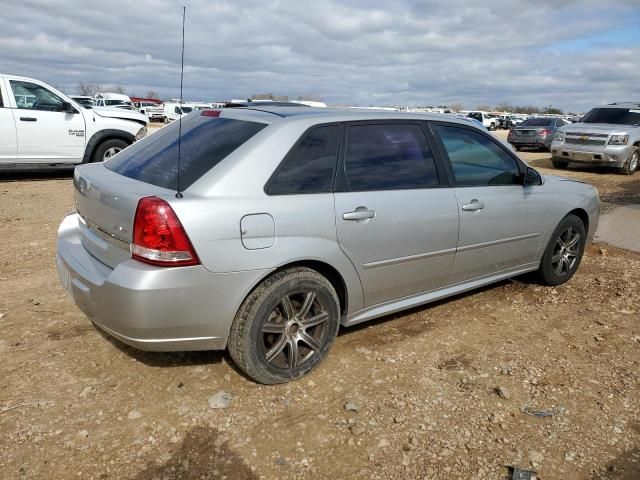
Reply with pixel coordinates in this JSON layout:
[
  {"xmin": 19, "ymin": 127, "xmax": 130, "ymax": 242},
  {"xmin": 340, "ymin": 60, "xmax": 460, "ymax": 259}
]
[
  {"xmin": 552, "ymin": 160, "xmax": 569, "ymax": 169},
  {"xmin": 91, "ymin": 138, "xmax": 129, "ymax": 163},
  {"xmin": 228, "ymin": 267, "xmax": 340, "ymax": 384},
  {"xmin": 537, "ymin": 214, "xmax": 586, "ymax": 286},
  {"xmin": 619, "ymin": 147, "xmax": 638, "ymax": 176}
]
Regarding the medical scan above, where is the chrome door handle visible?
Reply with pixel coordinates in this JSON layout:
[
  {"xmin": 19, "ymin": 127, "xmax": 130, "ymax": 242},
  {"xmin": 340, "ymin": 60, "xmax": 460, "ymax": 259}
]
[
  {"xmin": 461, "ymin": 200, "xmax": 484, "ymax": 211},
  {"xmin": 343, "ymin": 207, "xmax": 375, "ymax": 221}
]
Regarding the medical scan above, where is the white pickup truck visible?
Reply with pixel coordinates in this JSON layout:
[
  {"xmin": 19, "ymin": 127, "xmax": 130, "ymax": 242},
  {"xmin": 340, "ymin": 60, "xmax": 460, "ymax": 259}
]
[{"xmin": 0, "ymin": 74, "xmax": 148, "ymax": 166}]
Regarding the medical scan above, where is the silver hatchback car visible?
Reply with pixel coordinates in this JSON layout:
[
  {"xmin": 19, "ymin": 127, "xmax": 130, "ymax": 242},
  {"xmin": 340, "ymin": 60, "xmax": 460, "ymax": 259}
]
[{"xmin": 56, "ymin": 107, "xmax": 599, "ymax": 383}]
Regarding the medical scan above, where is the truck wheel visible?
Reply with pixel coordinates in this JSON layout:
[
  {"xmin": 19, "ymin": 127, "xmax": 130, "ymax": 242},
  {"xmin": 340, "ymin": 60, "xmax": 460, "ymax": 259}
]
[
  {"xmin": 619, "ymin": 147, "xmax": 638, "ymax": 176},
  {"xmin": 514, "ymin": 145, "xmax": 522, "ymax": 151},
  {"xmin": 91, "ymin": 138, "xmax": 129, "ymax": 163},
  {"xmin": 228, "ymin": 267, "xmax": 340, "ymax": 384},
  {"xmin": 163, "ymin": 117, "xmax": 169, "ymax": 124},
  {"xmin": 552, "ymin": 160, "xmax": 569, "ymax": 169}
]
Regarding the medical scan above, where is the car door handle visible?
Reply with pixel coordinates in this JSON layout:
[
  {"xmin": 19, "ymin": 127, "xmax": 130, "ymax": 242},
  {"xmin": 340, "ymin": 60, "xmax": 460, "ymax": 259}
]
[
  {"xmin": 20, "ymin": 117, "xmax": 37, "ymax": 122},
  {"xmin": 343, "ymin": 207, "xmax": 375, "ymax": 221},
  {"xmin": 461, "ymin": 200, "xmax": 485, "ymax": 211}
]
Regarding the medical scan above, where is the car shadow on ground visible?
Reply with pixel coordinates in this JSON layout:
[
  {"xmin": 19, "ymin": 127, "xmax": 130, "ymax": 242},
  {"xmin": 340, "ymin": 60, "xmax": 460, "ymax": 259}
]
[
  {"xmin": 591, "ymin": 445, "xmax": 640, "ymax": 479},
  {"xmin": 0, "ymin": 166, "xmax": 75, "ymax": 182},
  {"xmin": 94, "ymin": 327, "xmax": 226, "ymax": 369},
  {"xmin": 600, "ymin": 180, "xmax": 640, "ymax": 208}
]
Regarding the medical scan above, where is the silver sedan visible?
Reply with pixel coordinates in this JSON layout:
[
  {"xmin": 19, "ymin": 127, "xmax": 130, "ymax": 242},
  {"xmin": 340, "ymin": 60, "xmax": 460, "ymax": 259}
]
[{"xmin": 57, "ymin": 107, "xmax": 599, "ymax": 383}]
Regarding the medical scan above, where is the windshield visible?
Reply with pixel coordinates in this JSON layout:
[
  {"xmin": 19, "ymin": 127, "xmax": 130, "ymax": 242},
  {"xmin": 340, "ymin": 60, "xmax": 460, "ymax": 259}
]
[
  {"xmin": 581, "ymin": 108, "xmax": 640, "ymax": 126},
  {"xmin": 105, "ymin": 100, "xmax": 129, "ymax": 106},
  {"xmin": 468, "ymin": 112, "xmax": 482, "ymax": 121},
  {"xmin": 105, "ymin": 113, "xmax": 267, "ymax": 190},
  {"xmin": 180, "ymin": 106, "xmax": 193, "ymax": 113},
  {"xmin": 519, "ymin": 118, "xmax": 553, "ymax": 127}
]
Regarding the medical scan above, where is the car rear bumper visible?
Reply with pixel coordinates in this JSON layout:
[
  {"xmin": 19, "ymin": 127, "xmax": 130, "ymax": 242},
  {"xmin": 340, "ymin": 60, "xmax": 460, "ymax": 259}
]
[
  {"xmin": 550, "ymin": 143, "xmax": 631, "ymax": 167},
  {"xmin": 56, "ymin": 214, "xmax": 271, "ymax": 352},
  {"xmin": 508, "ymin": 136, "xmax": 552, "ymax": 148}
]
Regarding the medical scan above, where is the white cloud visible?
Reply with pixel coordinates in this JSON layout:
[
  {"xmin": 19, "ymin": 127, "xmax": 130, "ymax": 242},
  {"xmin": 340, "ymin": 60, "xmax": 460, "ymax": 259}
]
[{"xmin": 1, "ymin": 0, "xmax": 638, "ymax": 111}]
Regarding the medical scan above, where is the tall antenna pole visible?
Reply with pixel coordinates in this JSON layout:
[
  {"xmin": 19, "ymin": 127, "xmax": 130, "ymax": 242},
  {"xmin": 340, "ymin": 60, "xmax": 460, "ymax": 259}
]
[{"xmin": 176, "ymin": 5, "xmax": 186, "ymax": 199}]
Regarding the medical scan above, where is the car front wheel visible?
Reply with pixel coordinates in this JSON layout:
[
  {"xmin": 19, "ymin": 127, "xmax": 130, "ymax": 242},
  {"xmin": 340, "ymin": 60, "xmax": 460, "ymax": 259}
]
[
  {"xmin": 91, "ymin": 138, "xmax": 129, "ymax": 163},
  {"xmin": 228, "ymin": 267, "xmax": 340, "ymax": 384},
  {"xmin": 537, "ymin": 214, "xmax": 586, "ymax": 286}
]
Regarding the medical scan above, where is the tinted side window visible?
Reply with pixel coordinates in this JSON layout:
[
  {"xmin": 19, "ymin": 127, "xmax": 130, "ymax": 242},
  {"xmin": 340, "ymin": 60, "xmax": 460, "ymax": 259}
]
[
  {"xmin": 267, "ymin": 125, "xmax": 338, "ymax": 195},
  {"xmin": 10, "ymin": 80, "xmax": 63, "ymax": 111},
  {"xmin": 434, "ymin": 125, "xmax": 521, "ymax": 186},
  {"xmin": 106, "ymin": 114, "xmax": 267, "ymax": 190},
  {"xmin": 344, "ymin": 124, "xmax": 439, "ymax": 191}
]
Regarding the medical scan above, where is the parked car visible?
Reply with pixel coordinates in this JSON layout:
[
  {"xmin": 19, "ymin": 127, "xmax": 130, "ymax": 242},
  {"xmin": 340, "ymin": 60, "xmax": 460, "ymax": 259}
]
[
  {"xmin": 133, "ymin": 101, "xmax": 164, "ymax": 122},
  {"xmin": 70, "ymin": 96, "xmax": 95, "ymax": 108},
  {"xmin": 551, "ymin": 103, "xmax": 640, "ymax": 175},
  {"xmin": 94, "ymin": 92, "xmax": 134, "ymax": 110},
  {"xmin": 507, "ymin": 117, "xmax": 567, "ymax": 151},
  {"xmin": 163, "ymin": 102, "xmax": 193, "ymax": 123},
  {"xmin": 56, "ymin": 107, "xmax": 599, "ymax": 383},
  {"xmin": 0, "ymin": 74, "xmax": 148, "ymax": 166},
  {"xmin": 498, "ymin": 115, "xmax": 515, "ymax": 130},
  {"xmin": 467, "ymin": 111, "xmax": 498, "ymax": 130}
]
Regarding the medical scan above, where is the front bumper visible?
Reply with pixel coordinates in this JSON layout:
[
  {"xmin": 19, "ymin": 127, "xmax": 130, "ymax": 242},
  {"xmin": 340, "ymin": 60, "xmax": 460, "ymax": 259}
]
[
  {"xmin": 56, "ymin": 214, "xmax": 271, "ymax": 352},
  {"xmin": 551, "ymin": 142, "xmax": 631, "ymax": 167}
]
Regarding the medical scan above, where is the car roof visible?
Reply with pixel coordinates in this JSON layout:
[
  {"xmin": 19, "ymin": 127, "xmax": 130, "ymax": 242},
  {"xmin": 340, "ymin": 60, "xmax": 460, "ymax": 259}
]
[
  {"xmin": 220, "ymin": 106, "xmax": 479, "ymax": 127},
  {"xmin": 606, "ymin": 102, "xmax": 640, "ymax": 108}
]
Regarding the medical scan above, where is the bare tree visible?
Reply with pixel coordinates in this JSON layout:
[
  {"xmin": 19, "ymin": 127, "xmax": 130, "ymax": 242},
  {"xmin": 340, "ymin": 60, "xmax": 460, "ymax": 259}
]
[
  {"xmin": 450, "ymin": 102, "xmax": 464, "ymax": 112},
  {"xmin": 494, "ymin": 103, "xmax": 515, "ymax": 113},
  {"xmin": 476, "ymin": 104, "xmax": 492, "ymax": 112},
  {"xmin": 252, "ymin": 93, "xmax": 289, "ymax": 101},
  {"xmin": 112, "ymin": 85, "xmax": 127, "ymax": 95},
  {"xmin": 145, "ymin": 90, "xmax": 160, "ymax": 100},
  {"xmin": 296, "ymin": 94, "xmax": 324, "ymax": 102},
  {"xmin": 76, "ymin": 81, "xmax": 103, "ymax": 97}
]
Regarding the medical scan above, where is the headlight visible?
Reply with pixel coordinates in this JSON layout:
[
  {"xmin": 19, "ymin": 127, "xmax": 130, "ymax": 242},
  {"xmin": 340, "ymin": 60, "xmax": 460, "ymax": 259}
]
[
  {"xmin": 554, "ymin": 132, "xmax": 564, "ymax": 142},
  {"xmin": 135, "ymin": 126, "xmax": 147, "ymax": 141},
  {"xmin": 608, "ymin": 135, "xmax": 628, "ymax": 145}
]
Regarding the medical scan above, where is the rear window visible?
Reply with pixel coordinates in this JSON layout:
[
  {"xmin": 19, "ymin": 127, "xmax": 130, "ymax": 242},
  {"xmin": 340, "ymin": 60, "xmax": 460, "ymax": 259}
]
[
  {"xmin": 105, "ymin": 113, "xmax": 267, "ymax": 190},
  {"xmin": 520, "ymin": 118, "xmax": 553, "ymax": 127}
]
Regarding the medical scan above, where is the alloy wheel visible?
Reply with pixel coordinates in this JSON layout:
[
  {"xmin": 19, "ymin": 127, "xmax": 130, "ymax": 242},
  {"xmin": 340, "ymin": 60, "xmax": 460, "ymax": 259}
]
[
  {"xmin": 103, "ymin": 146, "xmax": 122, "ymax": 160},
  {"xmin": 630, "ymin": 151, "xmax": 639, "ymax": 171},
  {"xmin": 551, "ymin": 227, "xmax": 581, "ymax": 276},
  {"xmin": 261, "ymin": 290, "xmax": 329, "ymax": 370}
]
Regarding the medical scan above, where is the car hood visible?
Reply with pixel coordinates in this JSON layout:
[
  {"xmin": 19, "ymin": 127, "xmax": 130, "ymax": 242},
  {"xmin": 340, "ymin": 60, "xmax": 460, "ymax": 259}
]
[
  {"xmin": 93, "ymin": 107, "xmax": 148, "ymax": 124},
  {"xmin": 561, "ymin": 122, "xmax": 632, "ymax": 134},
  {"xmin": 543, "ymin": 173, "xmax": 591, "ymax": 187}
]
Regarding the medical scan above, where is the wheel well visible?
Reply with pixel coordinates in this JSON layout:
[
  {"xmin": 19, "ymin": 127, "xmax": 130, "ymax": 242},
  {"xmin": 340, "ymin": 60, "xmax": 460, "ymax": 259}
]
[
  {"xmin": 273, "ymin": 261, "xmax": 348, "ymax": 316},
  {"xmin": 568, "ymin": 208, "xmax": 589, "ymax": 231},
  {"xmin": 83, "ymin": 130, "xmax": 135, "ymax": 163}
]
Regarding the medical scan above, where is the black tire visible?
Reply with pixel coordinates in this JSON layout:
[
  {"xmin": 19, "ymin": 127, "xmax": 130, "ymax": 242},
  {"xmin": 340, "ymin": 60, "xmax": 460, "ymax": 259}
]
[
  {"xmin": 228, "ymin": 267, "xmax": 340, "ymax": 384},
  {"xmin": 619, "ymin": 147, "xmax": 638, "ymax": 176},
  {"xmin": 163, "ymin": 116, "xmax": 169, "ymax": 124},
  {"xmin": 552, "ymin": 159, "xmax": 569, "ymax": 169},
  {"xmin": 91, "ymin": 138, "xmax": 129, "ymax": 163},
  {"xmin": 514, "ymin": 145, "xmax": 522, "ymax": 152},
  {"xmin": 537, "ymin": 214, "xmax": 586, "ymax": 286}
]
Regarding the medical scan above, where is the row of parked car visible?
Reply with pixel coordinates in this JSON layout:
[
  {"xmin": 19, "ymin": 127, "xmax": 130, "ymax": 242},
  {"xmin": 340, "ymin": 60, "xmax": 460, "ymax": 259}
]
[{"xmin": 70, "ymin": 92, "xmax": 226, "ymax": 124}]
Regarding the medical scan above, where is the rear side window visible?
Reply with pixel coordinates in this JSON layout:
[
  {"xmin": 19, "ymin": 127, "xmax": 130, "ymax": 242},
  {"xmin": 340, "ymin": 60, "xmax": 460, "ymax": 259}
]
[
  {"xmin": 267, "ymin": 125, "xmax": 339, "ymax": 195},
  {"xmin": 434, "ymin": 125, "xmax": 520, "ymax": 186},
  {"xmin": 520, "ymin": 118, "xmax": 553, "ymax": 127},
  {"xmin": 344, "ymin": 124, "xmax": 439, "ymax": 191},
  {"xmin": 106, "ymin": 113, "xmax": 267, "ymax": 190}
]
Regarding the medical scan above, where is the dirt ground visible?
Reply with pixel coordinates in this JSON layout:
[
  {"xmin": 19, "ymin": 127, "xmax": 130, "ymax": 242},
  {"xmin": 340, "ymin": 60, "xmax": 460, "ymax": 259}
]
[{"xmin": 1, "ymin": 133, "xmax": 640, "ymax": 480}]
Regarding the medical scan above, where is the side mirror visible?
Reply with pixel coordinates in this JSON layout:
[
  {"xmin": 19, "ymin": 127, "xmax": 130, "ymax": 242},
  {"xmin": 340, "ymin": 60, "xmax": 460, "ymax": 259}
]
[
  {"xmin": 524, "ymin": 166, "xmax": 543, "ymax": 186},
  {"xmin": 61, "ymin": 101, "xmax": 75, "ymax": 113}
]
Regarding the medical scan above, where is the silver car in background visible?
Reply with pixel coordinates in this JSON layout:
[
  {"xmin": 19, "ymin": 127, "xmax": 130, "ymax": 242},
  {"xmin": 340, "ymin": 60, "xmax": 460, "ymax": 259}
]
[
  {"xmin": 56, "ymin": 107, "xmax": 599, "ymax": 384},
  {"xmin": 507, "ymin": 117, "xmax": 568, "ymax": 151}
]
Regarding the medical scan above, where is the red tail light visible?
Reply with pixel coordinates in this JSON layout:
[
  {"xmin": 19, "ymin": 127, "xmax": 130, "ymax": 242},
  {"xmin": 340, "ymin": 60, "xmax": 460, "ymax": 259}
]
[
  {"xmin": 131, "ymin": 197, "xmax": 199, "ymax": 267},
  {"xmin": 539, "ymin": 129, "xmax": 551, "ymax": 136}
]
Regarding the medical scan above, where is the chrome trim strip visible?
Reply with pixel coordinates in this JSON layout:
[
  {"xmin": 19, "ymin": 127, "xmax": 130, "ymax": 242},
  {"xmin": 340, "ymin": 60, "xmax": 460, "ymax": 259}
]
[
  {"xmin": 362, "ymin": 247, "xmax": 456, "ymax": 270},
  {"xmin": 78, "ymin": 214, "xmax": 130, "ymax": 251},
  {"xmin": 457, "ymin": 232, "xmax": 540, "ymax": 253}
]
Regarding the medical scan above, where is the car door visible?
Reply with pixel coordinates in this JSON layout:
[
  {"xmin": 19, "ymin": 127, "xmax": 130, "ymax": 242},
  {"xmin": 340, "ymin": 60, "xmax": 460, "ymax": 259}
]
[
  {"xmin": 334, "ymin": 122, "xmax": 459, "ymax": 307},
  {"xmin": 0, "ymin": 78, "xmax": 17, "ymax": 162},
  {"xmin": 430, "ymin": 122, "xmax": 547, "ymax": 284},
  {"xmin": 9, "ymin": 79, "xmax": 86, "ymax": 163}
]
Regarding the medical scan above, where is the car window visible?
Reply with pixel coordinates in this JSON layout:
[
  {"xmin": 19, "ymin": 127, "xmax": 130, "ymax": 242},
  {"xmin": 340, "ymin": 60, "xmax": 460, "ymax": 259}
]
[
  {"xmin": 267, "ymin": 125, "xmax": 339, "ymax": 195},
  {"xmin": 434, "ymin": 125, "xmax": 521, "ymax": 186},
  {"xmin": 344, "ymin": 124, "xmax": 439, "ymax": 191},
  {"xmin": 10, "ymin": 80, "xmax": 64, "ymax": 111},
  {"xmin": 106, "ymin": 113, "xmax": 267, "ymax": 190},
  {"xmin": 0, "ymin": 87, "xmax": 3, "ymax": 107}
]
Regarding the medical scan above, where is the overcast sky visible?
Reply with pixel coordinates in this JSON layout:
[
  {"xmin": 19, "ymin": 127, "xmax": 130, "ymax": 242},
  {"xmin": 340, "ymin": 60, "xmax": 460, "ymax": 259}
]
[{"xmin": 2, "ymin": 0, "xmax": 639, "ymax": 112}]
